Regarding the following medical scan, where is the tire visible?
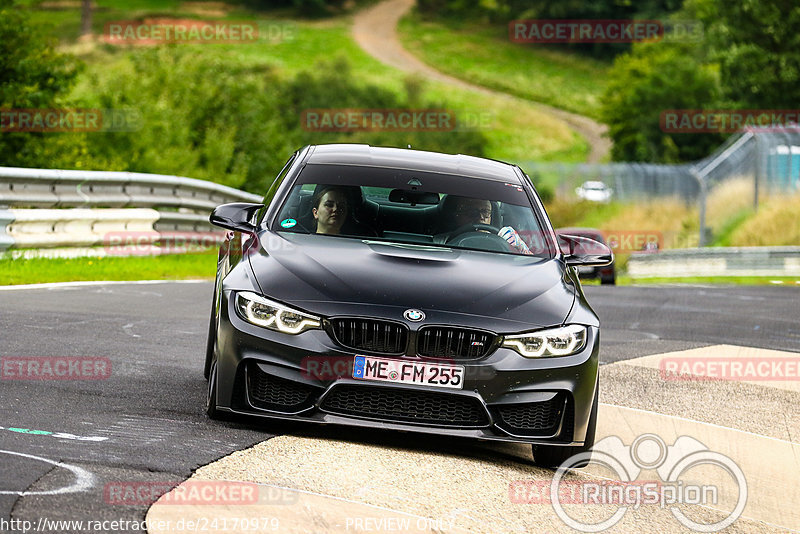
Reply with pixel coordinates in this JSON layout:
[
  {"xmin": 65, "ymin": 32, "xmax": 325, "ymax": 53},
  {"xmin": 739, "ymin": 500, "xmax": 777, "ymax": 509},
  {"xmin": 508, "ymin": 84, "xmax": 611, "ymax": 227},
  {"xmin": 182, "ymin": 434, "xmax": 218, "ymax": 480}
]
[
  {"xmin": 600, "ymin": 274, "xmax": 616, "ymax": 285},
  {"xmin": 532, "ymin": 385, "xmax": 598, "ymax": 469},
  {"xmin": 205, "ymin": 360, "xmax": 221, "ymax": 420},
  {"xmin": 203, "ymin": 296, "xmax": 217, "ymax": 379}
]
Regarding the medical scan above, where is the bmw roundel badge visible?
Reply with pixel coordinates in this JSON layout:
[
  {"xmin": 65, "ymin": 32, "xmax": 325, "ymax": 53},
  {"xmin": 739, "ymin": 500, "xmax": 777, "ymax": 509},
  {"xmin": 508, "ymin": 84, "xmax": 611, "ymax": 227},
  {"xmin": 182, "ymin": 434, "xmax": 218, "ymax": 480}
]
[{"xmin": 404, "ymin": 309, "xmax": 425, "ymax": 322}]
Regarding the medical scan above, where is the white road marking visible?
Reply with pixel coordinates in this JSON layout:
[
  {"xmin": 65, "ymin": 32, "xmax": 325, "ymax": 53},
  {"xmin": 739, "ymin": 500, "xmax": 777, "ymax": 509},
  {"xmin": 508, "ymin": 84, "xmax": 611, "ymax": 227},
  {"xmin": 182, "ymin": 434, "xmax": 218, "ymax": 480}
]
[
  {"xmin": 614, "ymin": 344, "xmax": 800, "ymax": 392},
  {"xmin": 0, "ymin": 279, "xmax": 209, "ymax": 291},
  {"xmin": 122, "ymin": 322, "xmax": 142, "ymax": 338},
  {"xmin": 0, "ymin": 450, "xmax": 96, "ymax": 496},
  {"xmin": 600, "ymin": 402, "xmax": 798, "ymax": 445}
]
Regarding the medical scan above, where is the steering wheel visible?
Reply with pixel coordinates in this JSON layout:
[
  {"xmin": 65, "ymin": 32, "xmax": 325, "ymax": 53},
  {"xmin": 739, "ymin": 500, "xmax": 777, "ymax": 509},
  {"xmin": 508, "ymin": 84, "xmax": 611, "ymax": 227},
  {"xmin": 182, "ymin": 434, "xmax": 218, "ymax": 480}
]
[{"xmin": 445, "ymin": 223, "xmax": 511, "ymax": 252}]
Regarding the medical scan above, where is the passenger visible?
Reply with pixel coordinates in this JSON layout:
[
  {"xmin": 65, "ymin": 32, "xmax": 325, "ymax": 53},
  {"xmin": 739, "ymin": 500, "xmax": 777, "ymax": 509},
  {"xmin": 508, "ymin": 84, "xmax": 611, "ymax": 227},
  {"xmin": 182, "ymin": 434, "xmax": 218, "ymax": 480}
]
[{"xmin": 312, "ymin": 186, "xmax": 349, "ymax": 235}]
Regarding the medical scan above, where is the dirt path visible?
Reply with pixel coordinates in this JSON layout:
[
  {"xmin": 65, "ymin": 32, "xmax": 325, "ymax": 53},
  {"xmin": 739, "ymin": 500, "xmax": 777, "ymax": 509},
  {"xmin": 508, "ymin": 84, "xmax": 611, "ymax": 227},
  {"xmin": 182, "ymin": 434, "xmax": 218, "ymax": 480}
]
[{"xmin": 351, "ymin": 0, "xmax": 611, "ymax": 163}]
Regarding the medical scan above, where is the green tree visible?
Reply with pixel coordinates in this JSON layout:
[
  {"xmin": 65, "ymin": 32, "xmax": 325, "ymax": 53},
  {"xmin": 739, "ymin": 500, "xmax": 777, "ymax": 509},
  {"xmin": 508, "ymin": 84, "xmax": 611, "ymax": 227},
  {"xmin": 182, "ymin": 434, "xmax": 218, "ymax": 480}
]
[
  {"xmin": 707, "ymin": 0, "xmax": 800, "ymax": 108},
  {"xmin": 0, "ymin": 0, "xmax": 82, "ymax": 168},
  {"xmin": 78, "ymin": 50, "xmax": 487, "ymax": 194},
  {"xmin": 601, "ymin": 41, "xmax": 722, "ymax": 162}
]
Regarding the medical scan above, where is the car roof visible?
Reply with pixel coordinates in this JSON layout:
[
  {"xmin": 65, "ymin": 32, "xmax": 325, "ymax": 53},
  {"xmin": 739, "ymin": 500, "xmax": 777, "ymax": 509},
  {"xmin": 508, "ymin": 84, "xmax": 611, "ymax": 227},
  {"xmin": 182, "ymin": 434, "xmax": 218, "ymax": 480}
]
[{"xmin": 305, "ymin": 144, "xmax": 522, "ymax": 183}]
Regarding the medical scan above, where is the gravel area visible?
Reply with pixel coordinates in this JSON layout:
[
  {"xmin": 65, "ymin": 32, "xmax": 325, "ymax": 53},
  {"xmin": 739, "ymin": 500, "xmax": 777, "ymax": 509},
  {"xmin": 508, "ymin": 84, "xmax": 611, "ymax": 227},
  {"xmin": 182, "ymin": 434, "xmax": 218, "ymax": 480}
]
[
  {"xmin": 601, "ymin": 359, "xmax": 800, "ymax": 443},
  {"xmin": 174, "ymin": 434, "xmax": 779, "ymax": 533}
]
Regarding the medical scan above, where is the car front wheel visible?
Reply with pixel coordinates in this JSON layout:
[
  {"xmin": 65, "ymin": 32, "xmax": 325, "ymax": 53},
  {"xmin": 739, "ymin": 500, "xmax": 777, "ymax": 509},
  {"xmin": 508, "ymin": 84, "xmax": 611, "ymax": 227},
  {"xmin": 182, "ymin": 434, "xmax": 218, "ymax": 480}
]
[
  {"xmin": 204, "ymin": 282, "xmax": 218, "ymax": 379},
  {"xmin": 206, "ymin": 360, "xmax": 221, "ymax": 419},
  {"xmin": 600, "ymin": 274, "xmax": 616, "ymax": 285}
]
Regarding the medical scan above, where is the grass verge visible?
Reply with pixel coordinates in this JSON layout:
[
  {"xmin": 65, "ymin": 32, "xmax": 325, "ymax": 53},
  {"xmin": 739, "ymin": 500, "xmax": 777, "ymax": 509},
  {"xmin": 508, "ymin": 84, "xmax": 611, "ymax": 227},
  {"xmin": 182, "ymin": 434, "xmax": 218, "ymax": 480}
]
[
  {"xmin": 0, "ymin": 253, "xmax": 216, "ymax": 286},
  {"xmin": 48, "ymin": 3, "xmax": 589, "ymax": 163},
  {"xmin": 616, "ymin": 276, "xmax": 800, "ymax": 286},
  {"xmin": 398, "ymin": 13, "xmax": 609, "ymax": 120}
]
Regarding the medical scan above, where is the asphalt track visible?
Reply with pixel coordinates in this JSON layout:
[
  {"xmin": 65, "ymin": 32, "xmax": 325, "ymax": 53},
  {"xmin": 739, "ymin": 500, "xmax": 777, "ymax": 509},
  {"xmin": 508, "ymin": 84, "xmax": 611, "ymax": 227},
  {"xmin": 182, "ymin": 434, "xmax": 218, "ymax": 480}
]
[{"xmin": 0, "ymin": 281, "xmax": 798, "ymax": 533}]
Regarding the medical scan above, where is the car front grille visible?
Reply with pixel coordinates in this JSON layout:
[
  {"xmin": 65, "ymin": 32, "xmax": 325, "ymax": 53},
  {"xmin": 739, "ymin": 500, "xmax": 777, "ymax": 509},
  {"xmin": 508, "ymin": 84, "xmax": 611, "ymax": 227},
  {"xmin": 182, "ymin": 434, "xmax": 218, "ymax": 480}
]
[
  {"xmin": 417, "ymin": 326, "xmax": 495, "ymax": 359},
  {"xmin": 247, "ymin": 364, "xmax": 318, "ymax": 412},
  {"xmin": 320, "ymin": 385, "xmax": 490, "ymax": 427},
  {"xmin": 329, "ymin": 318, "xmax": 407, "ymax": 354},
  {"xmin": 494, "ymin": 394, "xmax": 567, "ymax": 436}
]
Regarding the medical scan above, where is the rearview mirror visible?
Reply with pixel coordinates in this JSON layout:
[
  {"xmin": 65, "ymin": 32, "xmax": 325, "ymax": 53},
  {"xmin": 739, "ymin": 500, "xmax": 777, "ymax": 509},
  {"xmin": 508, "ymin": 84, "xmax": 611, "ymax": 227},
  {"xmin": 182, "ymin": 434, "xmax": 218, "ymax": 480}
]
[
  {"xmin": 388, "ymin": 189, "xmax": 440, "ymax": 205},
  {"xmin": 209, "ymin": 202, "xmax": 264, "ymax": 233},
  {"xmin": 558, "ymin": 234, "xmax": 613, "ymax": 267}
]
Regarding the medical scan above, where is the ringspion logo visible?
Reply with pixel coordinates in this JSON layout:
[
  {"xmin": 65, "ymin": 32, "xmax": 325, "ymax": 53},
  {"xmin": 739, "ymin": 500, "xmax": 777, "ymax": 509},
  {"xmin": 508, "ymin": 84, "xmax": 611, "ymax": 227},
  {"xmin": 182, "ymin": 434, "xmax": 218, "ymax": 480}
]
[{"xmin": 549, "ymin": 434, "xmax": 747, "ymax": 532}]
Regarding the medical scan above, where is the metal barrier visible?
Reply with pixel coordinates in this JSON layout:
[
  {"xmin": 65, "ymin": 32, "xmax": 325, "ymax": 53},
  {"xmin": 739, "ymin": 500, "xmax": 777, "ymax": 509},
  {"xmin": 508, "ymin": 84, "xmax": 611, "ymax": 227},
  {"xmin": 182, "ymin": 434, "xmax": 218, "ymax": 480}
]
[
  {"xmin": 521, "ymin": 128, "xmax": 800, "ymax": 246},
  {"xmin": 627, "ymin": 247, "xmax": 800, "ymax": 278},
  {"xmin": 0, "ymin": 166, "xmax": 263, "ymax": 256},
  {"xmin": 0, "ymin": 166, "xmax": 262, "ymax": 210},
  {"xmin": 6, "ymin": 208, "xmax": 158, "ymax": 248}
]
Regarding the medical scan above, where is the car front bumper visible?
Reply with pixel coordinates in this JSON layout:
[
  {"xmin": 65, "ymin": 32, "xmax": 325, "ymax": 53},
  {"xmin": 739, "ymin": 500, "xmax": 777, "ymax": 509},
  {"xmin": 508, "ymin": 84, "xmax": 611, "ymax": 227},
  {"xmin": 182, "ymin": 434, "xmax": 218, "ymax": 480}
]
[{"xmin": 214, "ymin": 292, "xmax": 599, "ymax": 447}]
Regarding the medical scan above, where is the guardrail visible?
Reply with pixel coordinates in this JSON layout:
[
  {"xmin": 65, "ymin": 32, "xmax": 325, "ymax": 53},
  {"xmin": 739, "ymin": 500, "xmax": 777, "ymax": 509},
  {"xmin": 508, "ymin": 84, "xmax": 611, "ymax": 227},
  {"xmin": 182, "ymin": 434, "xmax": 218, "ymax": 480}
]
[
  {"xmin": 627, "ymin": 247, "xmax": 800, "ymax": 278},
  {"xmin": 0, "ymin": 208, "xmax": 228, "ymax": 258},
  {"xmin": 0, "ymin": 166, "xmax": 262, "ymax": 210},
  {"xmin": 0, "ymin": 166, "xmax": 263, "ymax": 256}
]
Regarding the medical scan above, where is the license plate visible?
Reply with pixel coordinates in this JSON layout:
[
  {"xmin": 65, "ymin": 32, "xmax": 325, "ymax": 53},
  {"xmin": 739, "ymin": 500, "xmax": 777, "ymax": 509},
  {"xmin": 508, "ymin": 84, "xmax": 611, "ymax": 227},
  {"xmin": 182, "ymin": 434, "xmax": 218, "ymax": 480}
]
[
  {"xmin": 352, "ymin": 356, "xmax": 464, "ymax": 389},
  {"xmin": 578, "ymin": 265, "xmax": 595, "ymax": 274}
]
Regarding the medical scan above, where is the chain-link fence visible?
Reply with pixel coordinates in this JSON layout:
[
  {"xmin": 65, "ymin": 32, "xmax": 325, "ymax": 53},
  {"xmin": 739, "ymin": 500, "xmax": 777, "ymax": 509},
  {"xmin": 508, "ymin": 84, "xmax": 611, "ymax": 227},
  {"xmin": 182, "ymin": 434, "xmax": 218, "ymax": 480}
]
[
  {"xmin": 518, "ymin": 127, "xmax": 800, "ymax": 246},
  {"xmin": 523, "ymin": 162, "xmax": 699, "ymax": 203}
]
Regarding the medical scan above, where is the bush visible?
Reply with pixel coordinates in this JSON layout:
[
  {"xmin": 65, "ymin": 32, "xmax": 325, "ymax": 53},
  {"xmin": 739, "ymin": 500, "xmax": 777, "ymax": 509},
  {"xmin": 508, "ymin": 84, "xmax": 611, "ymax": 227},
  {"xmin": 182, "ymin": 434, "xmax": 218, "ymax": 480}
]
[
  {"xmin": 72, "ymin": 50, "xmax": 487, "ymax": 194},
  {"xmin": 0, "ymin": 0, "xmax": 82, "ymax": 168},
  {"xmin": 601, "ymin": 41, "xmax": 723, "ymax": 162}
]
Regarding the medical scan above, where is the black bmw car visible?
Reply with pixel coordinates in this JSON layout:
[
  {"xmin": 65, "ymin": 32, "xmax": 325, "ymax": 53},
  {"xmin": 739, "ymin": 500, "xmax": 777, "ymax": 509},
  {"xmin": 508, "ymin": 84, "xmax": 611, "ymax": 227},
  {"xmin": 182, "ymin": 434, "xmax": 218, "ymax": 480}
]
[{"xmin": 205, "ymin": 144, "xmax": 612, "ymax": 468}]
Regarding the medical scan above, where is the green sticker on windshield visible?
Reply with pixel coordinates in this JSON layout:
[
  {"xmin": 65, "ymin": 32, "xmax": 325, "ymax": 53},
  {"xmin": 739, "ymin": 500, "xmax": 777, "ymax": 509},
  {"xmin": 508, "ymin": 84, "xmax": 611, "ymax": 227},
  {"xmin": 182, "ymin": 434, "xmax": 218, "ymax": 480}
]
[{"xmin": 280, "ymin": 218, "xmax": 297, "ymax": 228}]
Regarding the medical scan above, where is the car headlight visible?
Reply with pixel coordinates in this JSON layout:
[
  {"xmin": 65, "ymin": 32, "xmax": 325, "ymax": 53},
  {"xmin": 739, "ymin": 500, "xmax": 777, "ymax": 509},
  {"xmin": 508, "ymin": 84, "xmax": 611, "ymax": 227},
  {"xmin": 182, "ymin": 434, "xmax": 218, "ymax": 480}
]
[
  {"xmin": 235, "ymin": 291, "xmax": 320, "ymax": 335},
  {"xmin": 502, "ymin": 324, "xmax": 587, "ymax": 358}
]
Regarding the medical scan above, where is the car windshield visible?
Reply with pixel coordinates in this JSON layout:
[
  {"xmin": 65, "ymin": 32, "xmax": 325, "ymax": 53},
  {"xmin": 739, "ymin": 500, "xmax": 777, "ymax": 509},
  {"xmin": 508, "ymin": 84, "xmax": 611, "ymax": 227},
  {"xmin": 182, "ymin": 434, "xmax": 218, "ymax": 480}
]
[{"xmin": 271, "ymin": 163, "xmax": 553, "ymax": 257}]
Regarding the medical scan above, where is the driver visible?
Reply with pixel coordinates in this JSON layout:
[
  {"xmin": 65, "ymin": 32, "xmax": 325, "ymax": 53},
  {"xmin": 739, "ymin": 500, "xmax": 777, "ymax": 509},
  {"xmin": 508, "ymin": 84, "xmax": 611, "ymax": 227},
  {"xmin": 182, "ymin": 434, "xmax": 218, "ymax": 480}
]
[
  {"xmin": 441, "ymin": 195, "xmax": 533, "ymax": 255},
  {"xmin": 452, "ymin": 197, "xmax": 493, "ymax": 227}
]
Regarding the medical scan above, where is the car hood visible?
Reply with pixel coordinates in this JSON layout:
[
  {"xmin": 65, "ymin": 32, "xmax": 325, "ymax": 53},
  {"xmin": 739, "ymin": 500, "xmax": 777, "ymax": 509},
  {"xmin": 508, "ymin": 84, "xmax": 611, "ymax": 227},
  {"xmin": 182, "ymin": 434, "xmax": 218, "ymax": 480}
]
[{"xmin": 247, "ymin": 232, "xmax": 576, "ymax": 331}]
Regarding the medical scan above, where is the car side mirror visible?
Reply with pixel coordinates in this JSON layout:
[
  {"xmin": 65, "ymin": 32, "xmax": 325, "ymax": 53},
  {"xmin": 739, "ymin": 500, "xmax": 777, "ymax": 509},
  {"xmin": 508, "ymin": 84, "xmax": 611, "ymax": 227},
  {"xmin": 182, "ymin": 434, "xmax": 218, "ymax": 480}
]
[
  {"xmin": 558, "ymin": 234, "xmax": 613, "ymax": 267},
  {"xmin": 209, "ymin": 202, "xmax": 264, "ymax": 233}
]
